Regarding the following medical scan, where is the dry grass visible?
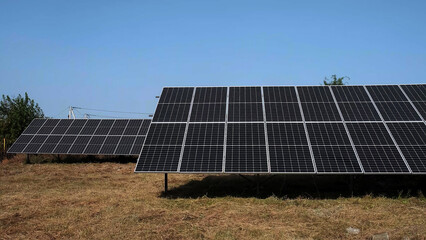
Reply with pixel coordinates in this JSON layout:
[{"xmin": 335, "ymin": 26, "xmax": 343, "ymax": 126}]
[{"xmin": 1, "ymin": 155, "xmax": 425, "ymax": 239}]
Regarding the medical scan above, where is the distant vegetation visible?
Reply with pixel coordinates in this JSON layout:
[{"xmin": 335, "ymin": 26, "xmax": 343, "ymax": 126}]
[
  {"xmin": 0, "ymin": 93, "xmax": 44, "ymax": 148},
  {"xmin": 323, "ymin": 75, "xmax": 350, "ymax": 85}
]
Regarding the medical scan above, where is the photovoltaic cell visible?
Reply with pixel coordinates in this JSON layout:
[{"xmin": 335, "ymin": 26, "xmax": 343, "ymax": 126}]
[
  {"xmin": 269, "ymin": 146, "xmax": 314, "ymax": 173},
  {"xmin": 159, "ymin": 87, "xmax": 194, "ymax": 103},
  {"xmin": 312, "ymin": 146, "xmax": 361, "ymax": 173},
  {"xmin": 338, "ymin": 103, "xmax": 381, "ymax": 121},
  {"xmin": 227, "ymin": 123, "xmax": 265, "ymax": 145},
  {"xmin": 356, "ymin": 146, "xmax": 409, "ymax": 173},
  {"xmin": 53, "ymin": 136, "xmax": 77, "ymax": 154},
  {"xmin": 130, "ymin": 136, "xmax": 145, "ymax": 155},
  {"xmin": 66, "ymin": 119, "xmax": 88, "ymax": 135},
  {"xmin": 144, "ymin": 123, "xmax": 186, "ymax": 145},
  {"xmin": 346, "ymin": 123, "xmax": 394, "ymax": 145},
  {"xmin": 79, "ymin": 119, "xmax": 100, "ymax": 135},
  {"xmin": 413, "ymin": 102, "xmax": 426, "ymax": 119},
  {"xmin": 51, "ymin": 119, "xmax": 73, "ymax": 134},
  {"xmin": 297, "ymin": 86, "xmax": 334, "ymax": 102},
  {"xmin": 38, "ymin": 135, "xmax": 63, "ymax": 153},
  {"xmin": 401, "ymin": 85, "xmax": 426, "ymax": 101},
  {"xmin": 68, "ymin": 136, "xmax": 91, "ymax": 154},
  {"xmin": 301, "ymin": 103, "xmax": 341, "ymax": 121},
  {"xmin": 153, "ymin": 104, "xmax": 191, "ymax": 122},
  {"xmin": 307, "ymin": 123, "xmax": 351, "ymax": 146},
  {"xmin": 180, "ymin": 146, "xmax": 223, "ymax": 172},
  {"xmin": 114, "ymin": 136, "xmax": 137, "ymax": 155},
  {"xmin": 375, "ymin": 102, "xmax": 422, "ymax": 121},
  {"xmin": 264, "ymin": 103, "xmax": 302, "ymax": 121},
  {"xmin": 190, "ymin": 103, "xmax": 226, "ymax": 122},
  {"xmin": 37, "ymin": 119, "xmax": 60, "ymax": 134},
  {"xmin": 185, "ymin": 123, "xmax": 225, "ymax": 145},
  {"xmin": 136, "ymin": 145, "xmax": 182, "ymax": 172},
  {"xmin": 93, "ymin": 119, "xmax": 115, "ymax": 135},
  {"xmin": 225, "ymin": 146, "xmax": 268, "ymax": 172},
  {"xmin": 366, "ymin": 85, "xmax": 408, "ymax": 102},
  {"xmin": 387, "ymin": 122, "xmax": 426, "ymax": 145},
  {"xmin": 108, "ymin": 119, "xmax": 129, "ymax": 135},
  {"xmin": 193, "ymin": 87, "xmax": 227, "ymax": 103},
  {"xmin": 332, "ymin": 86, "xmax": 371, "ymax": 102},
  {"xmin": 229, "ymin": 87, "xmax": 262, "ymax": 103},
  {"xmin": 23, "ymin": 135, "xmax": 48, "ymax": 153},
  {"xmin": 22, "ymin": 119, "xmax": 47, "ymax": 134},
  {"xmin": 138, "ymin": 120, "xmax": 151, "ymax": 135},
  {"xmin": 228, "ymin": 103, "xmax": 264, "ymax": 122},
  {"xmin": 263, "ymin": 87, "xmax": 298, "ymax": 102},
  {"xmin": 399, "ymin": 146, "xmax": 426, "ymax": 173},
  {"xmin": 267, "ymin": 123, "xmax": 307, "ymax": 145}
]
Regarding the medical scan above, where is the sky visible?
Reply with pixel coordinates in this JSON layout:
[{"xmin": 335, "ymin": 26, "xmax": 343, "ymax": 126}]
[{"xmin": 1, "ymin": 0, "xmax": 426, "ymax": 118}]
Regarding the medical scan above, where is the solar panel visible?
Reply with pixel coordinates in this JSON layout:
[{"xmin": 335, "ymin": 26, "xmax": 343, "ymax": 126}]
[
  {"xmin": 8, "ymin": 119, "xmax": 151, "ymax": 156},
  {"xmin": 10, "ymin": 84, "xmax": 425, "ymax": 175},
  {"xmin": 136, "ymin": 85, "xmax": 426, "ymax": 174}
]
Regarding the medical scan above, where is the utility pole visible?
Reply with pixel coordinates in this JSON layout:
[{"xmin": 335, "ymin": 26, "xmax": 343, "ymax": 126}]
[{"xmin": 68, "ymin": 106, "xmax": 76, "ymax": 119}]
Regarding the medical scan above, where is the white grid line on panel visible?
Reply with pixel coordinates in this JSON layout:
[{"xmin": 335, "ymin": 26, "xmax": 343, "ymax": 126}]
[
  {"xmin": 222, "ymin": 87, "xmax": 229, "ymax": 173},
  {"xmin": 113, "ymin": 119, "xmax": 131, "ymax": 155},
  {"xmin": 134, "ymin": 120, "xmax": 155, "ymax": 172},
  {"xmin": 96, "ymin": 119, "xmax": 117, "ymax": 155},
  {"xmin": 261, "ymin": 87, "xmax": 271, "ymax": 173},
  {"xmin": 177, "ymin": 87, "xmax": 197, "ymax": 172},
  {"xmin": 399, "ymin": 85, "xmax": 426, "ymax": 122},
  {"xmin": 63, "ymin": 119, "xmax": 90, "ymax": 154},
  {"xmin": 329, "ymin": 86, "xmax": 365, "ymax": 173},
  {"xmin": 21, "ymin": 119, "xmax": 49, "ymax": 153},
  {"xmin": 27, "ymin": 119, "xmax": 53, "ymax": 153},
  {"xmin": 80, "ymin": 120, "xmax": 103, "ymax": 154},
  {"xmin": 295, "ymin": 86, "xmax": 317, "ymax": 173},
  {"xmin": 364, "ymin": 85, "xmax": 412, "ymax": 173},
  {"xmin": 35, "ymin": 119, "xmax": 63, "ymax": 153}
]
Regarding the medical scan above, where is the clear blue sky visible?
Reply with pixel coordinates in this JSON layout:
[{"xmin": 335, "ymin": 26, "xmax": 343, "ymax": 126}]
[{"xmin": 1, "ymin": 1, "xmax": 426, "ymax": 118}]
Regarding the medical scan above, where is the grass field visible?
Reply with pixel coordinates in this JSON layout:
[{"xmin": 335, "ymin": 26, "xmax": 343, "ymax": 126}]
[{"xmin": 1, "ymin": 155, "xmax": 425, "ymax": 239}]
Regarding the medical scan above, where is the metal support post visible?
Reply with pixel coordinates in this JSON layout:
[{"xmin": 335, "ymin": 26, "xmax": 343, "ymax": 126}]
[{"xmin": 164, "ymin": 173, "xmax": 168, "ymax": 194}]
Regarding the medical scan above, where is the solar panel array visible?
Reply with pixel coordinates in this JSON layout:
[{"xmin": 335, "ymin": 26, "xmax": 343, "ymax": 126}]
[
  {"xmin": 8, "ymin": 119, "xmax": 151, "ymax": 155},
  {"xmin": 135, "ymin": 84, "xmax": 426, "ymax": 174}
]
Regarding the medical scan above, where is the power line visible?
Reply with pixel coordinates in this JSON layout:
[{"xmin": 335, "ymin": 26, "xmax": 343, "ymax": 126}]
[
  {"xmin": 85, "ymin": 114, "xmax": 129, "ymax": 119},
  {"xmin": 72, "ymin": 106, "xmax": 152, "ymax": 115}
]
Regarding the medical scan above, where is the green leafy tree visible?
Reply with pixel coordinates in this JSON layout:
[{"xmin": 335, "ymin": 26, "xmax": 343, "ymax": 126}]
[
  {"xmin": 0, "ymin": 93, "xmax": 44, "ymax": 148},
  {"xmin": 323, "ymin": 75, "xmax": 350, "ymax": 85}
]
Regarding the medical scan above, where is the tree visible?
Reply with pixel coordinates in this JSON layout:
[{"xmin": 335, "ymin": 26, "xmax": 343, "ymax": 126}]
[
  {"xmin": 0, "ymin": 93, "xmax": 44, "ymax": 148},
  {"xmin": 323, "ymin": 75, "xmax": 350, "ymax": 85}
]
